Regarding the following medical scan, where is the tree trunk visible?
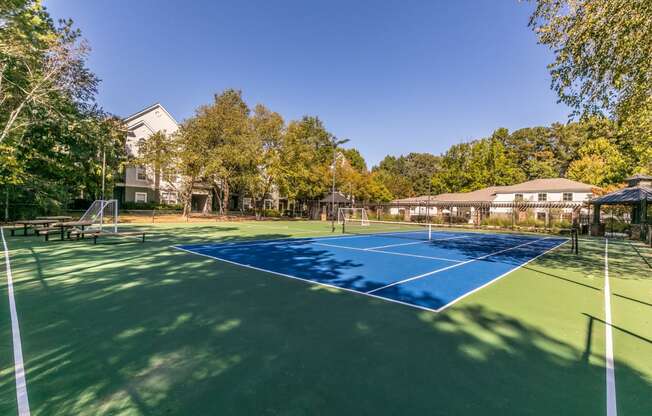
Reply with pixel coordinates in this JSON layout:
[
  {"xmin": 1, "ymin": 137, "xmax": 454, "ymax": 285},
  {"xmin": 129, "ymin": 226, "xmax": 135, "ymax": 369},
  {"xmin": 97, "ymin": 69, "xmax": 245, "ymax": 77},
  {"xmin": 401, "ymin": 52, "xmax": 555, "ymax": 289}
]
[
  {"xmin": 154, "ymin": 167, "xmax": 161, "ymax": 204},
  {"xmin": 181, "ymin": 176, "xmax": 195, "ymax": 218},
  {"xmin": 212, "ymin": 184, "xmax": 223, "ymax": 215},
  {"xmin": 222, "ymin": 181, "xmax": 230, "ymax": 214}
]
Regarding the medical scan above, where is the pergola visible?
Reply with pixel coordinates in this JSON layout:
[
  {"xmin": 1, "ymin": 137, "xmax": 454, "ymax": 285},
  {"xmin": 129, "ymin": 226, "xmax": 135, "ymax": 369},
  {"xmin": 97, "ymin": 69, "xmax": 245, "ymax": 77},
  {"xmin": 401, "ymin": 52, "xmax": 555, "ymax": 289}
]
[{"xmin": 368, "ymin": 200, "xmax": 586, "ymax": 227}]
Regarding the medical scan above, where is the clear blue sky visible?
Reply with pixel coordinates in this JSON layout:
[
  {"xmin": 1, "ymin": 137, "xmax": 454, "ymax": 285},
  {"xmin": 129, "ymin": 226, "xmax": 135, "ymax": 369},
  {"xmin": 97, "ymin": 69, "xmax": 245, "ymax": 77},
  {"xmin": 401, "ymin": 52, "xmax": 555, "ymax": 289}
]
[{"xmin": 45, "ymin": 0, "xmax": 570, "ymax": 166}]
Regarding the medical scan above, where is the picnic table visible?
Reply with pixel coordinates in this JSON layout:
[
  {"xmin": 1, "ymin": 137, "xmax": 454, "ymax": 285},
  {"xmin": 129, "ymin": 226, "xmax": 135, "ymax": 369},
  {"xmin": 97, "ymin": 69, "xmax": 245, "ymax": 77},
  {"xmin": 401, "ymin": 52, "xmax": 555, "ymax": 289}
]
[
  {"xmin": 12, "ymin": 219, "xmax": 60, "ymax": 236},
  {"xmin": 36, "ymin": 216, "xmax": 73, "ymax": 221},
  {"xmin": 48, "ymin": 221, "xmax": 94, "ymax": 241}
]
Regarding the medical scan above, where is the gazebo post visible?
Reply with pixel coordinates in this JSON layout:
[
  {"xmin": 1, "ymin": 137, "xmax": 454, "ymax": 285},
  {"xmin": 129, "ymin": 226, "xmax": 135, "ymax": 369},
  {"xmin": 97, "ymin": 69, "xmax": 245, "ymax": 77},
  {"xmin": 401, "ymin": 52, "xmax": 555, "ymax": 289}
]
[{"xmin": 592, "ymin": 203, "xmax": 601, "ymax": 224}]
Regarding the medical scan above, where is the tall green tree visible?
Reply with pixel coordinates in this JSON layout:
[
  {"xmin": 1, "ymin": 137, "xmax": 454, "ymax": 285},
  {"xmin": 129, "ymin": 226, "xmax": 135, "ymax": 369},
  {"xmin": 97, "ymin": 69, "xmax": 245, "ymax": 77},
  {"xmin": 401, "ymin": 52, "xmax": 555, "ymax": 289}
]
[
  {"xmin": 0, "ymin": 1, "xmax": 124, "ymax": 217},
  {"xmin": 372, "ymin": 152, "xmax": 440, "ymax": 198},
  {"xmin": 244, "ymin": 104, "xmax": 286, "ymax": 217},
  {"xmin": 566, "ymin": 137, "xmax": 627, "ymax": 186},
  {"xmin": 529, "ymin": 0, "xmax": 652, "ymax": 118}
]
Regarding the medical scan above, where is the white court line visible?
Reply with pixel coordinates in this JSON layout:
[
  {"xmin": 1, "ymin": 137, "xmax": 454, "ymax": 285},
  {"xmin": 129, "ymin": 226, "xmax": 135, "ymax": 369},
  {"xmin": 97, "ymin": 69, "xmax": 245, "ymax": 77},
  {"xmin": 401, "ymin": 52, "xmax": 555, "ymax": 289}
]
[
  {"xmin": 366, "ymin": 237, "xmax": 552, "ymax": 294},
  {"xmin": 604, "ymin": 239, "xmax": 618, "ymax": 416},
  {"xmin": 1, "ymin": 227, "xmax": 31, "ymax": 416},
  {"xmin": 312, "ymin": 242, "xmax": 461, "ymax": 263},
  {"xmin": 238, "ymin": 222, "xmax": 329, "ymax": 234},
  {"xmin": 434, "ymin": 238, "xmax": 568, "ymax": 312},
  {"xmin": 188, "ymin": 229, "xmax": 429, "ymax": 249},
  {"xmin": 172, "ymin": 245, "xmax": 441, "ymax": 314},
  {"xmin": 363, "ymin": 235, "xmax": 470, "ymax": 250}
]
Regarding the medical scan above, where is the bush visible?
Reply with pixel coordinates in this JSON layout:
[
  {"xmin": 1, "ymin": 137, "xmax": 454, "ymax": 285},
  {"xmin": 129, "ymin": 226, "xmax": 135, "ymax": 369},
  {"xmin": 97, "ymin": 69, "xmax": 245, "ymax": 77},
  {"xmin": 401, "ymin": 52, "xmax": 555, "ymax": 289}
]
[
  {"xmin": 481, "ymin": 216, "xmax": 513, "ymax": 228},
  {"xmin": 261, "ymin": 209, "xmax": 281, "ymax": 218},
  {"xmin": 122, "ymin": 201, "xmax": 183, "ymax": 210}
]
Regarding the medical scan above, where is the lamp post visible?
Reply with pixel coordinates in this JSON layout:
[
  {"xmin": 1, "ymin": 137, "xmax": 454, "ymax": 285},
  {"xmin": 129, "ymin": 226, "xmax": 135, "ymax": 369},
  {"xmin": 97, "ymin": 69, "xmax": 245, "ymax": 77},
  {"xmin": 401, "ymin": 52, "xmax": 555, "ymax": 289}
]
[{"xmin": 330, "ymin": 136, "xmax": 349, "ymax": 232}]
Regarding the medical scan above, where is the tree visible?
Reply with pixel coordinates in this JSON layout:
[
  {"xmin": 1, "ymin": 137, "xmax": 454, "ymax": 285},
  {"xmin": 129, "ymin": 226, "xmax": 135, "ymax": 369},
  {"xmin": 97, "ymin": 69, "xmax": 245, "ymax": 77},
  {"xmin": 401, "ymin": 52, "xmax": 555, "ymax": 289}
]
[
  {"xmin": 529, "ymin": 0, "xmax": 652, "ymax": 120},
  {"xmin": 341, "ymin": 148, "xmax": 367, "ymax": 172},
  {"xmin": 136, "ymin": 131, "xmax": 177, "ymax": 203},
  {"xmin": 281, "ymin": 116, "xmax": 333, "ymax": 203},
  {"xmin": 245, "ymin": 104, "xmax": 286, "ymax": 217},
  {"xmin": 181, "ymin": 89, "xmax": 253, "ymax": 214},
  {"xmin": 0, "ymin": 1, "xmax": 99, "ymax": 143},
  {"xmin": 566, "ymin": 137, "xmax": 627, "ymax": 186},
  {"xmin": 174, "ymin": 122, "xmax": 205, "ymax": 217},
  {"xmin": 372, "ymin": 152, "xmax": 440, "ymax": 198}
]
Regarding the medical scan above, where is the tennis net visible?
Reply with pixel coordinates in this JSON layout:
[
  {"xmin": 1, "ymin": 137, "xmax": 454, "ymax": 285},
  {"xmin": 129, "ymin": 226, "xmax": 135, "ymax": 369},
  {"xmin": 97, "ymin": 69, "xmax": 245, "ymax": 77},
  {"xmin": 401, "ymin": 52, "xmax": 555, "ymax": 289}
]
[{"xmin": 342, "ymin": 218, "xmax": 435, "ymax": 240}]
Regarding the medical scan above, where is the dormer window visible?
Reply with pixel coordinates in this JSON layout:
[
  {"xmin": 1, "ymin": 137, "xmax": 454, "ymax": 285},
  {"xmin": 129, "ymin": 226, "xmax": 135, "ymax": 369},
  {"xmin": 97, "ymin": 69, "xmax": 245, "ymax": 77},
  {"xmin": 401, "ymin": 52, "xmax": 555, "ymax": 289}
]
[
  {"xmin": 563, "ymin": 192, "xmax": 573, "ymax": 201},
  {"xmin": 538, "ymin": 193, "xmax": 547, "ymax": 202},
  {"xmin": 515, "ymin": 193, "xmax": 524, "ymax": 202}
]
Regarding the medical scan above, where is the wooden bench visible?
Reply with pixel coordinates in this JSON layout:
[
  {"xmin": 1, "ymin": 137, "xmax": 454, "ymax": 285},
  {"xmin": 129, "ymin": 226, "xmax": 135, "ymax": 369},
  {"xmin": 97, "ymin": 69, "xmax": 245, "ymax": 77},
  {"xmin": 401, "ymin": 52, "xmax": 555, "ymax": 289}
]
[
  {"xmin": 68, "ymin": 228, "xmax": 146, "ymax": 244},
  {"xmin": 4, "ymin": 225, "xmax": 25, "ymax": 236},
  {"xmin": 35, "ymin": 227, "xmax": 62, "ymax": 242}
]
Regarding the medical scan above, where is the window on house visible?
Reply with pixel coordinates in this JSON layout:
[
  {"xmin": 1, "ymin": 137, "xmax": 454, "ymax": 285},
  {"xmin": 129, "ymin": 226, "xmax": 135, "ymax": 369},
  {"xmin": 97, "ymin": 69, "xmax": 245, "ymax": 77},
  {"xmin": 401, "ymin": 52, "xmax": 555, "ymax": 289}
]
[
  {"xmin": 135, "ymin": 192, "xmax": 147, "ymax": 203},
  {"xmin": 538, "ymin": 193, "xmax": 547, "ymax": 202},
  {"xmin": 536, "ymin": 212, "xmax": 547, "ymax": 221},
  {"xmin": 137, "ymin": 167, "xmax": 147, "ymax": 181},
  {"xmin": 563, "ymin": 192, "xmax": 573, "ymax": 202},
  {"xmin": 264, "ymin": 199, "xmax": 273, "ymax": 210},
  {"xmin": 243, "ymin": 198, "xmax": 252, "ymax": 209},
  {"xmin": 514, "ymin": 193, "xmax": 524, "ymax": 202},
  {"xmin": 161, "ymin": 191, "xmax": 178, "ymax": 205}
]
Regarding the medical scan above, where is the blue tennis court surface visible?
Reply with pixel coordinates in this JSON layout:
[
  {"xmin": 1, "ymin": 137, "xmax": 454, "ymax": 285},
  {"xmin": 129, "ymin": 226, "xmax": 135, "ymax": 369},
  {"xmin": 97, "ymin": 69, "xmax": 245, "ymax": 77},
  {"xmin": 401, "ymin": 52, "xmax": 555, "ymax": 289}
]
[{"xmin": 175, "ymin": 230, "xmax": 567, "ymax": 312}]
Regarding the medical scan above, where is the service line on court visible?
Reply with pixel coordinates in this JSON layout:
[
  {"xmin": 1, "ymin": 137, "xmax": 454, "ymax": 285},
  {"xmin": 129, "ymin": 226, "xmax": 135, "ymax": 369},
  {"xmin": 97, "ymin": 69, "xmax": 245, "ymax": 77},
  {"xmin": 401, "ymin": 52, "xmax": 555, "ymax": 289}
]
[
  {"xmin": 367, "ymin": 237, "xmax": 553, "ymax": 294},
  {"xmin": 312, "ymin": 242, "xmax": 461, "ymax": 263},
  {"xmin": 1, "ymin": 227, "xmax": 31, "ymax": 416},
  {"xmin": 363, "ymin": 235, "xmax": 470, "ymax": 250},
  {"xmin": 604, "ymin": 239, "xmax": 617, "ymax": 416}
]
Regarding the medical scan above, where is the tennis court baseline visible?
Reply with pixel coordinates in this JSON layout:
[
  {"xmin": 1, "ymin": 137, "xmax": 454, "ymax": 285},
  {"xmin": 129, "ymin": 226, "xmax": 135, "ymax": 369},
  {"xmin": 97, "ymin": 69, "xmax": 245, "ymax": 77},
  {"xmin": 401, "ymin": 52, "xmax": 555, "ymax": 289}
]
[{"xmin": 175, "ymin": 230, "xmax": 567, "ymax": 312}]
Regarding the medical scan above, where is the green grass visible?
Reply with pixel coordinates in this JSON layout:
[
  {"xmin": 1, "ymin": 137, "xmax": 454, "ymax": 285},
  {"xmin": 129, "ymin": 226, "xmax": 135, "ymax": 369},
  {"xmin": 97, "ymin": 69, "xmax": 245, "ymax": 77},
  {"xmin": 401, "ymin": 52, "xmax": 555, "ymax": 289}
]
[{"xmin": 1, "ymin": 221, "xmax": 651, "ymax": 415}]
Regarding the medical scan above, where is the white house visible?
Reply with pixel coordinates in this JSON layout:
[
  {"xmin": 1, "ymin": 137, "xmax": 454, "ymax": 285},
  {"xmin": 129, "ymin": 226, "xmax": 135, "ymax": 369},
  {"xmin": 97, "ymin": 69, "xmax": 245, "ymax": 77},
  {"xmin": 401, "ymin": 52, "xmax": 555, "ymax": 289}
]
[
  {"xmin": 389, "ymin": 178, "xmax": 595, "ymax": 224},
  {"xmin": 489, "ymin": 178, "xmax": 594, "ymax": 219}
]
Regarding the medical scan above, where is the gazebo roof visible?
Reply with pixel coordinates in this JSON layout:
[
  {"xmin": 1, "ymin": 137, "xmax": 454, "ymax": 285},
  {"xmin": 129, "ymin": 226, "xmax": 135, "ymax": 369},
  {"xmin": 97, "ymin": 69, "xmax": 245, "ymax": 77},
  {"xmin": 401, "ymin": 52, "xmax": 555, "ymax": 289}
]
[
  {"xmin": 319, "ymin": 191, "xmax": 351, "ymax": 204},
  {"xmin": 591, "ymin": 185, "xmax": 652, "ymax": 205}
]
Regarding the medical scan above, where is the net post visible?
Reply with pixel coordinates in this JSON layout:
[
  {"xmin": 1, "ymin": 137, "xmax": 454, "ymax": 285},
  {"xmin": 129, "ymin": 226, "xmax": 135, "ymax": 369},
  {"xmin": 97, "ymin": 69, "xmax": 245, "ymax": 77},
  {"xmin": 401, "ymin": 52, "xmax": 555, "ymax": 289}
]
[{"xmin": 428, "ymin": 224, "xmax": 432, "ymax": 240}]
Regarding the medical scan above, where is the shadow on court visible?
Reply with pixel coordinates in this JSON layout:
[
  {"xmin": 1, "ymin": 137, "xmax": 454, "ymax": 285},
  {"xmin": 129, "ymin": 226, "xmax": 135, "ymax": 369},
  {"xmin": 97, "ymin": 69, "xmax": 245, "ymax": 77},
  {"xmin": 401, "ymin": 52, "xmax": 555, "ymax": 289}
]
[{"xmin": 0, "ymin": 226, "xmax": 651, "ymax": 415}]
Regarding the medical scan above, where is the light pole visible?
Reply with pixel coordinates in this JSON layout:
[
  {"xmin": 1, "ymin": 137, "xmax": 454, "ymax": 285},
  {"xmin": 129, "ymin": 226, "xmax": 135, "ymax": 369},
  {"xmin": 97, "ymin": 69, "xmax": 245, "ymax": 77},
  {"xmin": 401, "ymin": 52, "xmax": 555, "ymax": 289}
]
[{"xmin": 330, "ymin": 136, "xmax": 349, "ymax": 232}]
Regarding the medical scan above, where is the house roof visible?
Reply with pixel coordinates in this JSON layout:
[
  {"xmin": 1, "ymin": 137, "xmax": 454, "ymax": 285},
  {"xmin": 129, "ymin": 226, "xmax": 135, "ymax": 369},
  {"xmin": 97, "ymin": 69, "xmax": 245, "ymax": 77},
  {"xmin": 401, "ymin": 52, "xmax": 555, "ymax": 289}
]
[
  {"xmin": 592, "ymin": 185, "xmax": 652, "ymax": 204},
  {"xmin": 123, "ymin": 103, "xmax": 179, "ymax": 125},
  {"xmin": 494, "ymin": 178, "xmax": 594, "ymax": 193},
  {"xmin": 392, "ymin": 195, "xmax": 433, "ymax": 204},
  {"xmin": 431, "ymin": 186, "xmax": 507, "ymax": 202},
  {"xmin": 391, "ymin": 186, "xmax": 505, "ymax": 204}
]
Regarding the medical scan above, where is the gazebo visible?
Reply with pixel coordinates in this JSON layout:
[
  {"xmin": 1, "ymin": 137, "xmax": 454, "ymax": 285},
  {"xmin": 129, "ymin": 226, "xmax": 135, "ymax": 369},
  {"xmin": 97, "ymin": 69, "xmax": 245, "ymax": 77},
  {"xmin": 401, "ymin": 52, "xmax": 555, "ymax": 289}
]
[
  {"xmin": 315, "ymin": 191, "xmax": 352, "ymax": 220},
  {"xmin": 590, "ymin": 174, "xmax": 652, "ymax": 239}
]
